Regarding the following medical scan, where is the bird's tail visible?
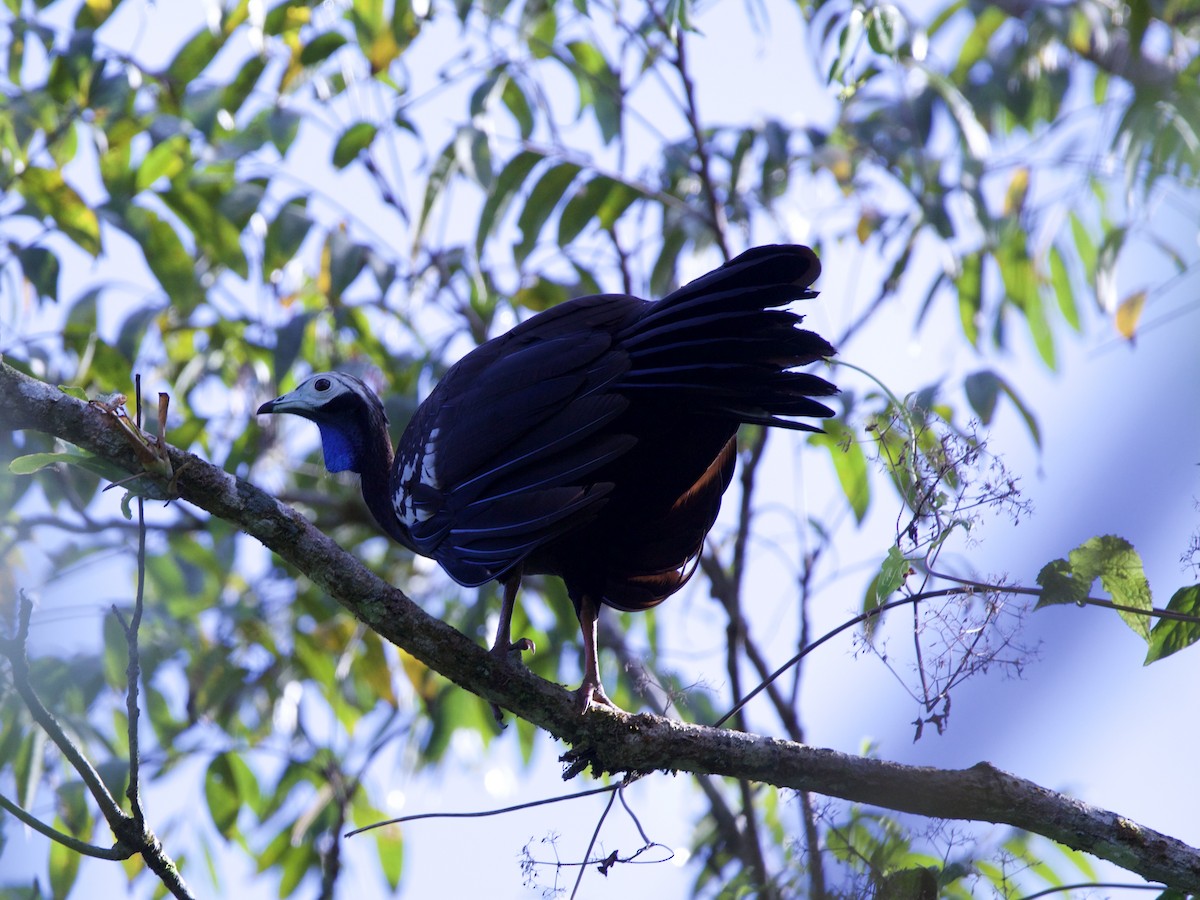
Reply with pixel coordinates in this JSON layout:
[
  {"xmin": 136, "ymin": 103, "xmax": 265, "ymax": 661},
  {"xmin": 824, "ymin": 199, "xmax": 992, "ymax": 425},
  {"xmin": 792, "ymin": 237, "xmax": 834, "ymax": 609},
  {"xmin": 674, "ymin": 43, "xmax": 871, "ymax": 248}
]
[{"xmin": 617, "ymin": 245, "xmax": 838, "ymax": 430}]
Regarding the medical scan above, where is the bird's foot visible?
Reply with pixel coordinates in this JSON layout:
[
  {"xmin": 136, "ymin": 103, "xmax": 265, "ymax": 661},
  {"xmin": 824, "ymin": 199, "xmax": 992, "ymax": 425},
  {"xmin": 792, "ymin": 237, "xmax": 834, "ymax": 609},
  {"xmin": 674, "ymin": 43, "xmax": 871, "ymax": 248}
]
[
  {"xmin": 488, "ymin": 637, "xmax": 536, "ymax": 726},
  {"xmin": 490, "ymin": 635, "xmax": 536, "ymax": 662},
  {"xmin": 573, "ymin": 679, "xmax": 623, "ymax": 715}
]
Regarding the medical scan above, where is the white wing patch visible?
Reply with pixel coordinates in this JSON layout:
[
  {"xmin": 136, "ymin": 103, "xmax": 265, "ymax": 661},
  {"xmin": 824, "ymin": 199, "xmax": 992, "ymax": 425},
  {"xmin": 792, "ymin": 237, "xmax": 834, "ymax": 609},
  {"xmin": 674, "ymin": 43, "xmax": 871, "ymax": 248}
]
[{"xmin": 393, "ymin": 426, "xmax": 441, "ymax": 529}]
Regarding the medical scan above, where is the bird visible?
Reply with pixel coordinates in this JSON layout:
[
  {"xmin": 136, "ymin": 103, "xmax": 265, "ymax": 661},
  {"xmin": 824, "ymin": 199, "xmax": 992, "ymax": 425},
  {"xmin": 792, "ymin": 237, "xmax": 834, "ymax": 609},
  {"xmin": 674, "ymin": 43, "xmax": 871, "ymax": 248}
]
[{"xmin": 257, "ymin": 244, "xmax": 837, "ymax": 713}]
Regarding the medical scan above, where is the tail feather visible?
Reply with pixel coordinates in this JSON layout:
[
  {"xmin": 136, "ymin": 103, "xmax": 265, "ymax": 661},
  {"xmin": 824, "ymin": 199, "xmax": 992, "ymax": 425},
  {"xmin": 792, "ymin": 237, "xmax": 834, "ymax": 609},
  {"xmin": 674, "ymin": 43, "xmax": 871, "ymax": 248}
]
[{"xmin": 618, "ymin": 245, "xmax": 837, "ymax": 427}]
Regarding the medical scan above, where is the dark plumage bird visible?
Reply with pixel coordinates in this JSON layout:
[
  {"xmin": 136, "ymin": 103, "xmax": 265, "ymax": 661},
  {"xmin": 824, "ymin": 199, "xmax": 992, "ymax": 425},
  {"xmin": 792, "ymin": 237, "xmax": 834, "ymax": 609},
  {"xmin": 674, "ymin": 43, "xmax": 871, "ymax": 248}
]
[{"xmin": 258, "ymin": 245, "xmax": 837, "ymax": 711}]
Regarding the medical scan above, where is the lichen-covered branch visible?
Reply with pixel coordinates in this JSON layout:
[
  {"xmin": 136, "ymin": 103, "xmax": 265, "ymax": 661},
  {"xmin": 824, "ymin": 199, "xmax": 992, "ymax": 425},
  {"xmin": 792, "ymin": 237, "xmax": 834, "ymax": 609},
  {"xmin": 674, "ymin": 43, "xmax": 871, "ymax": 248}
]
[{"xmin": 2, "ymin": 359, "xmax": 1198, "ymax": 891}]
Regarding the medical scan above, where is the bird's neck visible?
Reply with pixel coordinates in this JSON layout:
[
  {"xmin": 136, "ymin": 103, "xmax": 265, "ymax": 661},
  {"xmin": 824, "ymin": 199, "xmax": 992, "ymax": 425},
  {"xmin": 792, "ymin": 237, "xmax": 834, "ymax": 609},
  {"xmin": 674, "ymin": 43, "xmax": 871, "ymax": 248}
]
[{"xmin": 357, "ymin": 425, "xmax": 411, "ymax": 547}]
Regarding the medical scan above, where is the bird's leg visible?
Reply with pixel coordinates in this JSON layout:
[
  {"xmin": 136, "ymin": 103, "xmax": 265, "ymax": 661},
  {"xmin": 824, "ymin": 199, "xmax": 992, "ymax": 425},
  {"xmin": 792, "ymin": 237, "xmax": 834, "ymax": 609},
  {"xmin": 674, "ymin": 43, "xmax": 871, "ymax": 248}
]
[
  {"xmin": 490, "ymin": 569, "xmax": 535, "ymax": 660},
  {"xmin": 489, "ymin": 570, "xmax": 537, "ymax": 725},
  {"xmin": 574, "ymin": 593, "xmax": 619, "ymax": 713}
]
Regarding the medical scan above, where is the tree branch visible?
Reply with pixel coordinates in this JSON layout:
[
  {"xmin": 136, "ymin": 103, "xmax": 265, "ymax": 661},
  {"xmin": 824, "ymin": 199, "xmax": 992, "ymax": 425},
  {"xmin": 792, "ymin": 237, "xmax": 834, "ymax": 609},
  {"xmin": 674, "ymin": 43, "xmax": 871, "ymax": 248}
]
[{"xmin": 2, "ymin": 360, "xmax": 1198, "ymax": 891}]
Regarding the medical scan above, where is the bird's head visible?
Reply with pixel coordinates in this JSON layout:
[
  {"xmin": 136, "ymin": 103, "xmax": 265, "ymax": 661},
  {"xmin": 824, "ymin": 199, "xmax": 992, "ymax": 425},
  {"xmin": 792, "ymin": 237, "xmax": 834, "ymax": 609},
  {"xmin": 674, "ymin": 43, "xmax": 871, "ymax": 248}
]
[{"xmin": 257, "ymin": 372, "xmax": 390, "ymax": 475}]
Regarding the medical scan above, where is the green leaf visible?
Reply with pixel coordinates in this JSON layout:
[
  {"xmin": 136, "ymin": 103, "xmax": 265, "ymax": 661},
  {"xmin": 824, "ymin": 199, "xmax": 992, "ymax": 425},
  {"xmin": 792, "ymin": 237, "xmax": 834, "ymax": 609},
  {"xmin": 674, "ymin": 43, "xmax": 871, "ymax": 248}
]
[
  {"xmin": 167, "ymin": 27, "xmax": 224, "ymax": 85},
  {"xmin": 514, "ymin": 161, "xmax": 580, "ymax": 263},
  {"xmin": 476, "ymin": 150, "xmax": 543, "ymax": 258},
  {"xmin": 501, "ymin": 75, "xmax": 535, "ymax": 139},
  {"xmin": 223, "ymin": 54, "xmax": 267, "ymax": 115},
  {"xmin": 413, "ymin": 142, "xmax": 457, "ymax": 252},
  {"xmin": 351, "ymin": 792, "xmax": 404, "ymax": 889},
  {"xmin": 324, "ymin": 229, "xmax": 367, "ymax": 301},
  {"xmin": 1037, "ymin": 536, "xmax": 1153, "ymax": 641},
  {"xmin": 1048, "ymin": 244, "xmax": 1080, "ymax": 332},
  {"xmin": 333, "ymin": 121, "xmax": 378, "ymax": 168},
  {"xmin": 1036, "ymin": 558, "xmax": 1090, "ymax": 607},
  {"xmin": 955, "ymin": 252, "xmax": 981, "ymax": 346},
  {"xmin": 963, "ymin": 369, "xmax": 1041, "ymax": 445},
  {"xmin": 300, "ymin": 30, "xmax": 348, "ymax": 66},
  {"xmin": 952, "ymin": 5, "xmax": 1005, "ymax": 81},
  {"xmin": 866, "ymin": 4, "xmax": 904, "ymax": 55},
  {"xmin": 273, "ymin": 313, "xmax": 315, "ymax": 379},
  {"xmin": 1145, "ymin": 585, "xmax": 1200, "ymax": 664},
  {"xmin": 161, "ymin": 183, "xmax": 248, "ymax": 277},
  {"xmin": 453, "ymin": 124, "xmax": 492, "ymax": 187},
  {"xmin": 512, "ymin": 275, "xmax": 568, "ymax": 312},
  {"xmin": 964, "ymin": 370, "xmax": 999, "ymax": 424},
  {"xmin": 566, "ymin": 40, "xmax": 621, "ymax": 144},
  {"xmin": 875, "ymin": 545, "xmax": 909, "ymax": 604},
  {"xmin": 19, "ymin": 167, "xmax": 101, "ymax": 255},
  {"xmin": 9, "ymin": 450, "xmax": 122, "ymax": 481},
  {"xmin": 810, "ymin": 421, "xmax": 869, "ymax": 523},
  {"xmin": 1069, "ymin": 212, "xmax": 1097, "ymax": 281},
  {"xmin": 205, "ymin": 752, "xmax": 259, "ymax": 838},
  {"xmin": 116, "ymin": 304, "xmax": 161, "ymax": 363},
  {"xmin": 264, "ymin": 196, "xmax": 312, "ymax": 276},
  {"xmin": 1095, "ymin": 226, "xmax": 1127, "ymax": 314},
  {"xmin": 49, "ymin": 818, "xmax": 81, "ymax": 900},
  {"xmin": 17, "ymin": 244, "xmax": 60, "ymax": 302},
  {"xmin": 829, "ymin": 8, "xmax": 865, "ymax": 84},
  {"xmin": 557, "ymin": 174, "xmax": 616, "ymax": 246},
  {"xmin": 135, "ymin": 135, "xmax": 188, "ymax": 191},
  {"xmin": 120, "ymin": 205, "xmax": 206, "ymax": 313},
  {"xmin": 268, "ymin": 108, "xmax": 302, "ymax": 154}
]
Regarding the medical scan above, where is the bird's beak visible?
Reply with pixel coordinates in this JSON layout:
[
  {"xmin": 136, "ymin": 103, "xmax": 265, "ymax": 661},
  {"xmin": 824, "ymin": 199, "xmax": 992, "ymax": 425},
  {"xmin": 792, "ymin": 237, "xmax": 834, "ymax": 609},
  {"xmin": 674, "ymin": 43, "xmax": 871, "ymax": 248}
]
[{"xmin": 257, "ymin": 397, "xmax": 280, "ymax": 415}]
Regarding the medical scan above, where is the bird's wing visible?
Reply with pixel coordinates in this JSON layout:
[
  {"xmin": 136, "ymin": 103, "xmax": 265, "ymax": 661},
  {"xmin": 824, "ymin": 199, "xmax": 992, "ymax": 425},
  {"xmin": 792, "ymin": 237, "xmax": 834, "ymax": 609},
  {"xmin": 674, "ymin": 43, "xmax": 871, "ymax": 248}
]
[{"xmin": 393, "ymin": 297, "xmax": 639, "ymax": 586}]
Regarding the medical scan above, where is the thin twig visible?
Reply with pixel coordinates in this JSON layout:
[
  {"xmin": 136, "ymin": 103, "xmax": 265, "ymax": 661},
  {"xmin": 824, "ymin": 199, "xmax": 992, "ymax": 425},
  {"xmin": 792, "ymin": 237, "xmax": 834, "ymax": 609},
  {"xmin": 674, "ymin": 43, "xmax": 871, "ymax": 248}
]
[{"xmin": 0, "ymin": 791, "xmax": 133, "ymax": 860}]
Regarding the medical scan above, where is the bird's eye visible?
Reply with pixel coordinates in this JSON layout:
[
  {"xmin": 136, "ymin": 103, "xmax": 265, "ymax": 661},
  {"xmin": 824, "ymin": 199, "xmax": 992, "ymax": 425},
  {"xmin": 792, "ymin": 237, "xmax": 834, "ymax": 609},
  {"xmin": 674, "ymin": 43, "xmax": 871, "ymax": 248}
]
[{"xmin": 314, "ymin": 377, "xmax": 332, "ymax": 391}]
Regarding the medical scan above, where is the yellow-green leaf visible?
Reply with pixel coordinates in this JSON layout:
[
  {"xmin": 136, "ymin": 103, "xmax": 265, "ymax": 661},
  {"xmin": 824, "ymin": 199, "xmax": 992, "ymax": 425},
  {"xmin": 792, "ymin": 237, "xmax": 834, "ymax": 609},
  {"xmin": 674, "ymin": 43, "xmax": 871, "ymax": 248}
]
[{"xmin": 19, "ymin": 167, "xmax": 101, "ymax": 255}]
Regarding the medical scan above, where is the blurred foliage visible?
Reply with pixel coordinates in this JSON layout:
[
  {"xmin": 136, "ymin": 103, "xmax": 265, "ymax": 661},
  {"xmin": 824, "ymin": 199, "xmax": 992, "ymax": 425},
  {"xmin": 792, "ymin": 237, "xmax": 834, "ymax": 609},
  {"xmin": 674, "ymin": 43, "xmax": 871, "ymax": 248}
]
[{"xmin": 1, "ymin": 0, "xmax": 1198, "ymax": 896}]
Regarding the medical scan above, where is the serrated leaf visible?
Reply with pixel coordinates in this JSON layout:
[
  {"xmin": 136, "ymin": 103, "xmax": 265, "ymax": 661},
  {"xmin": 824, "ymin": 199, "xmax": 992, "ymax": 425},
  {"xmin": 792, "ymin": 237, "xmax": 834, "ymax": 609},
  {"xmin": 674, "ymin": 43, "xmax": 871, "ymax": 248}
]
[
  {"xmin": 875, "ymin": 545, "xmax": 909, "ymax": 603},
  {"xmin": 863, "ymin": 545, "xmax": 909, "ymax": 639},
  {"xmin": 1036, "ymin": 558, "xmax": 1090, "ymax": 607},
  {"xmin": 1145, "ymin": 585, "xmax": 1200, "ymax": 664},
  {"xmin": 333, "ymin": 121, "xmax": 378, "ymax": 168},
  {"xmin": 1037, "ymin": 536, "xmax": 1153, "ymax": 641}
]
